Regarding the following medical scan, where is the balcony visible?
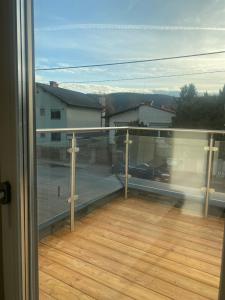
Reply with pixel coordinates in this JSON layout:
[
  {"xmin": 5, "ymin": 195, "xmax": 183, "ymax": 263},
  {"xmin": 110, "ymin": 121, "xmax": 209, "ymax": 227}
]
[{"xmin": 37, "ymin": 127, "xmax": 225, "ymax": 300}]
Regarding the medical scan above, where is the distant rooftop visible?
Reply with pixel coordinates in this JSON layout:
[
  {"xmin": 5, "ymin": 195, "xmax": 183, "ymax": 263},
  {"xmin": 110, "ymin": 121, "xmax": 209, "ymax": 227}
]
[
  {"xmin": 107, "ymin": 102, "xmax": 176, "ymax": 117},
  {"xmin": 37, "ymin": 82, "xmax": 102, "ymax": 110}
]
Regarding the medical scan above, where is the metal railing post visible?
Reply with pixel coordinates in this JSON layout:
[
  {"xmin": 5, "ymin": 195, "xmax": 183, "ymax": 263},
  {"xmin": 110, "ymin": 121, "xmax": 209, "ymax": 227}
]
[
  {"xmin": 125, "ymin": 129, "xmax": 130, "ymax": 199},
  {"xmin": 205, "ymin": 134, "xmax": 214, "ymax": 217},
  {"xmin": 68, "ymin": 132, "xmax": 78, "ymax": 231}
]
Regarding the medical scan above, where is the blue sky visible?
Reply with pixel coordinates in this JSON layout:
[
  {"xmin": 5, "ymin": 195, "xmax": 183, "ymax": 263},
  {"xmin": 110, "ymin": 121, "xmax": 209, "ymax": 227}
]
[{"xmin": 34, "ymin": 0, "xmax": 225, "ymax": 95}]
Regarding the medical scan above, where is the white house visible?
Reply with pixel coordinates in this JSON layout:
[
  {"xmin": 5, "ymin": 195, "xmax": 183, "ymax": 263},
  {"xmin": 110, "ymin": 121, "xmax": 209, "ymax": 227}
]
[
  {"xmin": 108, "ymin": 103, "xmax": 175, "ymax": 143},
  {"xmin": 36, "ymin": 82, "xmax": 102, "ymax": 145},
  {"xmin": 108, "ymin": 103, "xmax": 175, "ymax": 128}
]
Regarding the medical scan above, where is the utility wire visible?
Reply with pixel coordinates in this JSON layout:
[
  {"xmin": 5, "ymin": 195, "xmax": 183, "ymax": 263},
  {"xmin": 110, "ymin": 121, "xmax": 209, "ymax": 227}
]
[
  {"xmin": 36, "ymin": 50, "xmax": 225, "ymax": 71},
  {"xmin": 59, "ymin": 69, "xmax": 225, "ymax": 85}
]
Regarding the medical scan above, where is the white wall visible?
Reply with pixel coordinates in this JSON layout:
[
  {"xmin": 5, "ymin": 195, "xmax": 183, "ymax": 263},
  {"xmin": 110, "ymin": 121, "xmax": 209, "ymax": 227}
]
[
  {"xmin": 66, "ymin": 106, "xmax": 101, "ymax": 128},
  {"xmin": 36, "ymin": 86, "xmax": 67, "ymax": 130},
  {"xmin": 109, "ymin": 105, "xmax": 174, "ymax": 128},
  {"xmin": 108, "ymin": 109, "xmax": 138, "ymax": 143},
  {"xmin": 109, "ymin": 109, "xmax": 139, "ymax": 127},
  {"xmin": 36, "ymin": 87, "xmax": 67, "ymax": 145},
  {"xmin": 36, "ymin": 86, "xmax": 102, "ymax": 145},
  {"xmin": 139, "ymin": 105, "xmax": 174, "ymax": 126}
]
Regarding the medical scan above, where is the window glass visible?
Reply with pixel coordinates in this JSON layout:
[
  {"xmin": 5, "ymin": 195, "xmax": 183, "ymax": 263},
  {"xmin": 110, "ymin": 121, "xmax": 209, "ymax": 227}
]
[
  {"xmin": 51, "ymin": 110, "xmax": 61, "ymax": 120},
  {"xmin": 51, "ymin": 132, "xmax": 61, "ymax": 141}
]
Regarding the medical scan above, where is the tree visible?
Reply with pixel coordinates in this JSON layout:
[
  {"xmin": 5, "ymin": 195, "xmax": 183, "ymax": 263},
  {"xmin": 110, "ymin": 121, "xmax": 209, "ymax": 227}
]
[
  {"xmin": 219, "ymin": 84, "xmax": 225, "ymax": 100},
  {"xmin": 180, "ymin": 83, "xmax": 198, "ymax": 101},
  {"xmin": 172, "ymin": 84, "xmax": 224, "ymax": 130}
]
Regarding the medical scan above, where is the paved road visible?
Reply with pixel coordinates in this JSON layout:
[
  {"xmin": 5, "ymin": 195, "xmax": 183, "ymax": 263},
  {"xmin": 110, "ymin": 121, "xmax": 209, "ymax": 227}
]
[{"xmin": 37, "ymin": 162, "xmax": 123, "ymax": 226}]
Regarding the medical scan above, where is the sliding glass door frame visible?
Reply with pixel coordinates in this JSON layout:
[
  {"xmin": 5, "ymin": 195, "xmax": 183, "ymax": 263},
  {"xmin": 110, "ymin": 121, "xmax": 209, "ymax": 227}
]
[{"xmin": 0, "ymin": 0, "xmax": 38, "ymax": 299}]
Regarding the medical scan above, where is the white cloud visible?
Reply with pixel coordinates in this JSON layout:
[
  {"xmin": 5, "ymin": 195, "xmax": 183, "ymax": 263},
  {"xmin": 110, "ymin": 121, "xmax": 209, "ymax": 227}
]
[
  {"xmin": 59, "ymin": 82, "xmax": 188, "ymax": 95},
  {"xmin": 60, "ymin": 82, "xmax": 156, "ymax": 94},
  {"xmin": 35, "ymin": 74, "xmax": 47, "ymax": 82},
  {"xmin": 59, "ymin": 75, "xmax": 225, "ymax": 95},
  {"xmin": 35, "ymin": 23, "xmax": 225, "ymax": 32}
]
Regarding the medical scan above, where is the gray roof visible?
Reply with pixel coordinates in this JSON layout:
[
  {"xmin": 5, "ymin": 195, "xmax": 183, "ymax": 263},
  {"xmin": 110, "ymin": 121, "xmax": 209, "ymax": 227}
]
[
  {"xmin": 37, "ymin": 83, "xmax": 101, "ymax": 110},
  {"xmin": 108, "ymin": 103, "xmax": 175, "ymax": 117}
]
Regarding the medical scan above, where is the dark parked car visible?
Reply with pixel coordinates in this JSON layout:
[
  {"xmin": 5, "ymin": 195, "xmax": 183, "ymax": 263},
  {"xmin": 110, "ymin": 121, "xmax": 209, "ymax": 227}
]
[{"xmin": 113, "ymin": 161, "xmax": 170, "ymax": 182}]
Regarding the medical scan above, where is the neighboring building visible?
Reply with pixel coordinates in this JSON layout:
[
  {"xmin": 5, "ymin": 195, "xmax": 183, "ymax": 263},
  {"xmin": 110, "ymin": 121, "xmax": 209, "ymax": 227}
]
[
  {"xmin": 108, "ymin": 103, "xmax": 175, "ymax": 128},
  {"xmin": 36, "ymin": 82, "xmax": 102, "ymax": 145}
]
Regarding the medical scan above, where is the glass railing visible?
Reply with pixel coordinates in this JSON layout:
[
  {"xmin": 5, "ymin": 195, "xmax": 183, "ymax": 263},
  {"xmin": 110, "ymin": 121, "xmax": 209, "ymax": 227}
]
[
  {"xmin": 75, "ymin": 130, "xmax": 124, "ymax": 209},
  {"xmin": 36, "ymin": 133, "xmax": 71, "ymax": 230},
  {"xmin": 36, "ymin": 127, "xmax": 127, "ymax": 230},
  {"xmin": 37, "ymin": 126, "xmax": 225, "ymax": 230},
  {"xmin": 209, "ymin": 134, "xmax": 225, "ymax": 218},
  {"xmin": 129, "ymin": 129, "xmax": 209, "ymax": 217}
]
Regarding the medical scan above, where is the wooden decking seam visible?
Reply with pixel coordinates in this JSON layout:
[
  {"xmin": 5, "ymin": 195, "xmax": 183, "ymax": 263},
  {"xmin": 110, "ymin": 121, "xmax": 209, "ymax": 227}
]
[
  {"xmin": 40, "ymin": 242, "xmax": 210, "ymax": 300},
  {"xmin": 40, "ymin": 243, "xmax": 170, "ymax": 300},
  {"xmin": 80, "ymin": 218, "xmax": 222, "ymax": 264},
  {"xmin": 88, "ymin": 207, "xmax": 223, "ymax": 249}
]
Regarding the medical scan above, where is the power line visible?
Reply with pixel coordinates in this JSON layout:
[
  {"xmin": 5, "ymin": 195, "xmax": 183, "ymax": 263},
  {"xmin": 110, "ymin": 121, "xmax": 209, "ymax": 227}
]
[
  {"xmin": 35, "ymin": 50, "xmax": 225, "ymax": 71},
  {"xmin": 59, "ymin": 69, "xmax": 225, "ymax": 85}
]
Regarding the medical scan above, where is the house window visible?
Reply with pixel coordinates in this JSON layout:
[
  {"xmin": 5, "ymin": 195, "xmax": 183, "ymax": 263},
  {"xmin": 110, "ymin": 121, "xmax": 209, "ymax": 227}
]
[
  {"xmin": 51, "ymin": 109, "xmax": 61, "ymax": 120},
  {"xmin": 40, "ymin": 108, "xmax": 45, "ymax": 116},
  {"xmin": 40, "ymin": 133, "xmax": 46, "ymax": 138},
  {"xmin": 51, "ymin": 132, "xmax": 61, "ymax": 141}
]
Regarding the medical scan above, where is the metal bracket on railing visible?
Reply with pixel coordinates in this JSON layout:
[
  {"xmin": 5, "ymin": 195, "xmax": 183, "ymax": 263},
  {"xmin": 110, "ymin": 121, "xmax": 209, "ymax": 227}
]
[
  {"xmin": 68, "ymin": 195, "xmax": 79, "ymax": 204},
  {"xmin": 124, "ymin": 140, "xmax": 133, "ymax": 145},
  {"xmin": 67, "ymin": 147, "xmax": 80, "ymax": 154},
  {"xmin": 121, "ymin": 174, "xmax": 132, "ymax": 178},
  {"xmin": 201, "ymin": 187, "xmax": 215, "ymax": 193},
  {"xmin": 204, "ymin": 146, "xmax": 218, "ymax": 152}
]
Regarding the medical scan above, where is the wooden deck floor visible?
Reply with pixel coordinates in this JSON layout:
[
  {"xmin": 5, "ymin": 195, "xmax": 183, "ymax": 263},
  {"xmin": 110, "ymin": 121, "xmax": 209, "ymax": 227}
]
[{"xmin": 39, "ymin": 197, "xmax": 224, "ymax": 300}]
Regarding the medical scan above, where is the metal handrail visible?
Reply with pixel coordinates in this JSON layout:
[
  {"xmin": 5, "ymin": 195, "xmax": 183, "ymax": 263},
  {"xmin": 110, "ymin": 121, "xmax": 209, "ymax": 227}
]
[
  {"xmin": 36, "ymin": 126, "xmax": 225, "ymax": 135},
  {"xmin": 36, "ymin": 126, "xmax": 129, "ymax": 133},
  {"xmin": 129, "ymin": 126, "xmax": 225, "ymax": 134}
]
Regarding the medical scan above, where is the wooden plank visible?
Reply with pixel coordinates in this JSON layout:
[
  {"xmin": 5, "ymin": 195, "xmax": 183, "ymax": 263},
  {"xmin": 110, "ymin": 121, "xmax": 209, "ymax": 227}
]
[
  {"xmin": 115, "ymin": 198, "xmax": 225, "ymax": 231},
  {"xmin": 105, "ymin": 201, "xmax": 224, "ymax": 241},
  {"xmin": 39, "ymin": 255, "xmax": 131, "ymax": 300},
  {"xmin": 90, "ymin": 205, "xmax": 222, "ymax": 249},
  {"xmin": 125, "ymin": 198, "xmax": 224, "ymax": 228},
  {"xmin": 55, "ymin": 229, "xmax": 219, "ymax": 288},
  {"xmin": 219, "ymin": 221, "xmax": 225, "ymax": 300},
  {"xmin": 82, "ymin": 213, "xmax": 222, "ymax": 259},
  {"xmin": 57, "ymin": 225, "xmax": 221, "ymax": 276},
  {"xmin": 39, "ymin": 290, "xmax": 55, "ymax": 300},
  {"xmin": 41, "ymin": 237, "xmax": 211, "ymax": 300},
  {"xmin": 52, "ymin": 232, "xmax": 219, "ymax": 299},
  {"xmin": 39, "ymin": 244, "xmax": 168, "ymax": 300},
  {"xmin": 81, "ymin": 222, "xmax": 221, "ymax": 274},
  {"xmin": 39, "ymin": 270, "xmax": 93, "ymax": 300}
]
